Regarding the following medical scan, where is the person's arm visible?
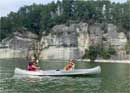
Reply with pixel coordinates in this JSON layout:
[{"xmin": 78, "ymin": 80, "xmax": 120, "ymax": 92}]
[
  {"xmin": 32, "ymin": 65, "xmax": 40, "ymax": 70},
  {"xmin": 71, "ymin": 64, "xmax": 75, "ymax": 70},
  {"xmin": 64, "ymin": 63, "xmax": 70, "ymax": 71},
  {"xmin": 32, "ymin": 65, "xmax": 37, "ymax": 69}
]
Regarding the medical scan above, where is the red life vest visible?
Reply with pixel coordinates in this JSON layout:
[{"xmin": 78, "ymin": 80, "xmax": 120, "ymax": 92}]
[
  {"xmin": 27, "ymin": 65, "xmax": 36, "ymax": 71},
  {"xmin": 64, "ymin": 63, "xmax": 74, "ymax": 71}
]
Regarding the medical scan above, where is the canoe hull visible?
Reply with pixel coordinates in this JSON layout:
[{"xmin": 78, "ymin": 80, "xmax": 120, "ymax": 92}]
[{"xmin": 14, "ymin": 66, "xmax": 101, "ymax": 76}]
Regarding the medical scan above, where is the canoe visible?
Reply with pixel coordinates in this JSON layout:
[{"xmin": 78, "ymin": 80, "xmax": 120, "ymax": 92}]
[{"xmin": 14, "ymin": 66, "xmax": 101, "ymax": 76}]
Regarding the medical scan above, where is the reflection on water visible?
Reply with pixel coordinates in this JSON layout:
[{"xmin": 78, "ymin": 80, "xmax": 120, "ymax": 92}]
[{"xmin": 0, "ymin": 59, "xmax": 130, "ymax": 93}]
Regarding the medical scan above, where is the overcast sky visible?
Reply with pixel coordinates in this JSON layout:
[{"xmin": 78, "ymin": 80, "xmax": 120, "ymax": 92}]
[{"xmin": 0, "ymin": 0, "xmax": 127, "ymax": 17}]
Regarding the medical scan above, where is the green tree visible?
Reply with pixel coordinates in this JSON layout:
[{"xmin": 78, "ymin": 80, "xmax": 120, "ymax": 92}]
[
  {"xmin": 87, "ymin": 46, "xmax": 98, "ymax": 61},
  {"xmin": 0, "ymin": 0, "xmax": 129, "ymax": 40},
  {"xmin": 125, "ymin": 39, "xmax": 130, "ymax": 54},
  {"xmin": 62, "ymin": 0, "xmax": 74, "ymax": 21}
]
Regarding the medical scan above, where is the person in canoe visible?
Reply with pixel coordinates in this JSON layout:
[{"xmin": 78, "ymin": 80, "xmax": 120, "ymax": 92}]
[
  {"xmin": 27, "ymin": 56, "xmax": 40, "ymax": 71},
  {"xmin": 64, "ymin": 59, "xmax": 76, "ymax": 71}
]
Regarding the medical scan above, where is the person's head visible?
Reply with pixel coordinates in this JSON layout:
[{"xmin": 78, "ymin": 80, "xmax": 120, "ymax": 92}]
[
  {"xmin": 32, "ymin": 62, "xmax": 38, "ymax": 67},
  {"xmin": 28, "ymin": 62, "xmax": 33, "ymax": 66},
  {"xmin": 69, "ymin": 59, "xmax": 76, "ymax": 63}
]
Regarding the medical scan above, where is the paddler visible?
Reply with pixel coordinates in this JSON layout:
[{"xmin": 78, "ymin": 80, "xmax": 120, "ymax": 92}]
[
  {"xmin": 27, "ymin": 56, "xmax": 40, "ymax": 71},
  {"xmin": 64, "ymin": 59, "xmax": 76, "ymax": 71}
]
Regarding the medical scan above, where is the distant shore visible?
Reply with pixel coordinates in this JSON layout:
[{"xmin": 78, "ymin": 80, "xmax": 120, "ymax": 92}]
[
  {"xmin": 0, "ymin": 57, "xmax": 130, "ymax": 64},
  {"xmin": 41, "ymin": 59, "xmax": 130, "ymax": 64},
  {"xmin": 77, "ymin": 59, "xmax": 130, "ymax": 64}
]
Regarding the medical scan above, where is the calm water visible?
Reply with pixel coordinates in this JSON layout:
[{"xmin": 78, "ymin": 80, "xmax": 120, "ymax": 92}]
[{"xmin": 0, "ymin": 59, "xmax": 130, "ymax": 93}]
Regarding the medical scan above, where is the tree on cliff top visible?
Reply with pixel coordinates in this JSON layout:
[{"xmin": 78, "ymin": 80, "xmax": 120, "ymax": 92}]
[{"xmin": 0, "ymin": 0, "xmax": 129, "ymax": 40}]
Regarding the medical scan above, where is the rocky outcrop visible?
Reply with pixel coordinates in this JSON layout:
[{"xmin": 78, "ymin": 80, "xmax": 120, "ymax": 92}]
[
  {"xmin": 40, "ymin": 46, "xmax": 81, "ymax": 59},
  {"xmin": 0, "ymin": 23, "xmax": 129, "ymax": 59},
  {"xmin": 101, "ymin": 24, "xmax": 128, "ymax": 59},
  {"xmin": 40, "ymin": 23, "xmax": 128, "ymax": 59},
  {"xmin": 0, "ymin": 31, "xmax": 38, "ymax": 58},
  {"xmin": 1, "ymin": 31, "xmax": 38, "ymax": 49},
  {"xmin": 40, "ymin": 22, "xmax": 90, "ymax": 59},
  {"xmin": 44, "ymin": 24, "xmax": 78, "ymax": 47}
]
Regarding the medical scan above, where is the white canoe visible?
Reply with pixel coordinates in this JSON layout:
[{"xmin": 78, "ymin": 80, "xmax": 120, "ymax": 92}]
[{"xmin": 14, "ymin": 66, "xmax": 101, "ymax": 76}]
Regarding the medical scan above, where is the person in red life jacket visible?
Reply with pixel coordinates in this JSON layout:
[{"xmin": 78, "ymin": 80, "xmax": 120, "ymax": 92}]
[
  {"xmin": 64, "ymin": 59, "xmax": 76, "ymax": 71},
  {"xmin": 27, "ymin": 56, "xmax": 40, "ymax": 71}
]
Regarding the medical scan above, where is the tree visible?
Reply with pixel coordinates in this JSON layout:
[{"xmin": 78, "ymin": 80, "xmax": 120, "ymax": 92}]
[
  {"xmin": 62, "ymin": 0, "xmax": 74, "ymax": 20},
  {"xmin": 125, "ymin": 39, "xmax": 130, "ymax": 54},
  {"xmin": 87, "ymin": 46, "xmax": 98, "ymax": 61},
  {"xmin": 0, "ymin": 0, "xmax": 129, "ymax": 40}
]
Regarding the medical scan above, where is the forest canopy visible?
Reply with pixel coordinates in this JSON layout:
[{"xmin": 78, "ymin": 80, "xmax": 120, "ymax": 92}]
[{"xmin": 0, "ymin": 0, "xmax": 130, "ymax": 40}]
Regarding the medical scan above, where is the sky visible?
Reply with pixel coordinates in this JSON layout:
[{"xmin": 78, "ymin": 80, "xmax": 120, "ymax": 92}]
[{"xmin": 0, "ymin": 0, "xmax": 127, "ymax": 17}]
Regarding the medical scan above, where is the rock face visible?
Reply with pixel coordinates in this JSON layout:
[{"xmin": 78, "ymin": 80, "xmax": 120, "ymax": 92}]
[
  {"xmin": 40, "ymin": 47, "xmax": 81, "ymax": 59},
  {"xmin": 102, "ymin": 24, "xmax": 128, "ymax": 59},
  {"xmin": 42, "ymin": 24, "xmax": 78, "ymax": 47},
  {"xmin": 2, "ymin": 31, "xmax": 38, "ymax": 49},
  {"xmin": 89, "ymin": 23, "xmax": 103, "ymax": 45},
  {"xmin": 40, "ymin": 23, "xmax": 89, "ymax": 59},
  {"xmin": 40, "ymin": 23, "xmax": 128, "ymax": 59},
  {"xmin": 0, "ymin": 23, "xmax": 129, "ymax": 59},
  {"xmin": 0, "ymin": 31, "xmax": 38, "ymax": 58}
]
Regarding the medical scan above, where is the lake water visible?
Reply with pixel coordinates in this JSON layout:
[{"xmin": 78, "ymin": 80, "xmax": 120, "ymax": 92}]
[{"xmin": 0, "ymin": 59, "xmax": 130, "ymax": 93}]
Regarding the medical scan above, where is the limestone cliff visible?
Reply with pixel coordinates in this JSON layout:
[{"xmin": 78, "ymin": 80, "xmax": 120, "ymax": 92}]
[
  {"xmin": 39, "ymin": 23, "xmax": 128, "ymax": 59},
  {"xmin": 0, "ymin": 22, "xmax": 129, "ymax": 59},
  {"xmin": 0, "ymin": 31, "xmax": 38, "ymax": 58}
]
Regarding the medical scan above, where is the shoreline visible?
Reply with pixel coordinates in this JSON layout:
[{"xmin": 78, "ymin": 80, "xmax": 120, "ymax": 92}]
[
  {"xmin": 77, "ymin": 59, "xmax": 130, "ymax": 64},
  {"xmin": 39, "ymin": 59, "xmax": 130, "ymax": 64},
  {"xmin": 0, "ymin": 57, "xmax": 130, "ymax": 64},
  {"xmin": 0, "ymin": 49, "xmax": 130, "ymax": 64}
]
